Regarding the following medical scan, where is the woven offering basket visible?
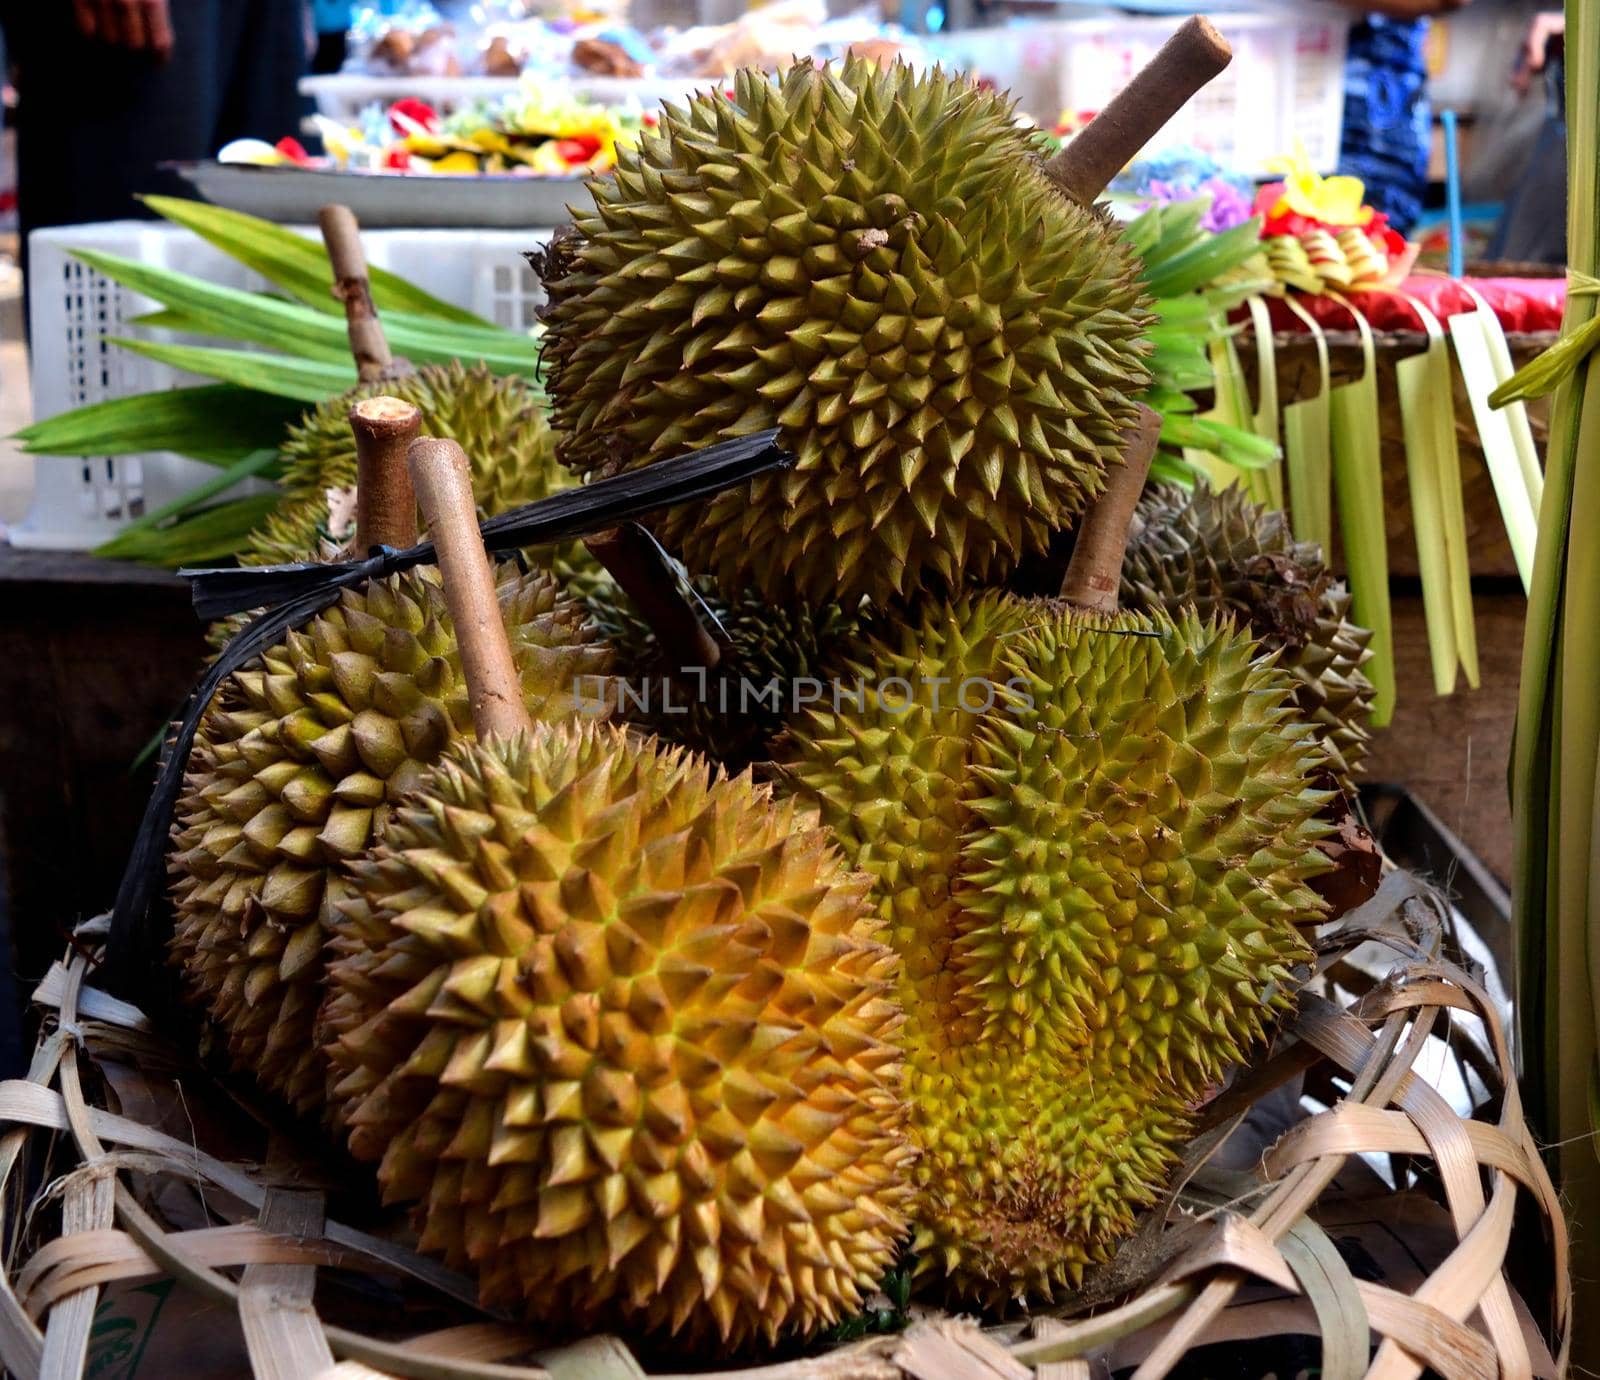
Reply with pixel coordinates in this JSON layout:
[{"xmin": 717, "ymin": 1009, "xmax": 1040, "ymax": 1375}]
[
  {"xmin": 0, "ymin": 871, "xmax": 1568, "ymax": 1380},
  {"xmin": 1239, "ymin": 329, "xmax": 1555, "ymax": 582}
]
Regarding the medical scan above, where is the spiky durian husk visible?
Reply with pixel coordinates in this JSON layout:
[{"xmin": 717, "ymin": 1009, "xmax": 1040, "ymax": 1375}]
[
  {"xmin": 1122, "ymin": 480, "xmax": 1376, "ymax": 790},
  {"xmin": 779, "ymin": 595, "xmax": 1331, "ymax": 1305},
  {"xmin": 584, "ymin": 573, "xmax": 856, "ymax": 768},
  {"xmin": 258, "ymin": 364, "xmax": 561, "ymax": 561},
  {"xmin": 539, "ymin": 59, "xmax": 1153, "ymax": 606},
  {"xmin": 248, "ymin": 362, "xmax": 605, "ymax": 598},
  {"xmin": 168, "ymin": 566, "xmax": 617, "ymax": 1115},
  {"xmin": 319, "ymin": 722, "xmax": 914, "ymax": 1344}
]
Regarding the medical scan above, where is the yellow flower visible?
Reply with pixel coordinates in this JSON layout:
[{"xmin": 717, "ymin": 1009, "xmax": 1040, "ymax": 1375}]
[
  {"xmin": 431, "ymin": 150, "xmax": 482, "ymax": 174},
  {"xmin": 1266, "ymin": 140, "xmax": 1373, "ymax": 228}
]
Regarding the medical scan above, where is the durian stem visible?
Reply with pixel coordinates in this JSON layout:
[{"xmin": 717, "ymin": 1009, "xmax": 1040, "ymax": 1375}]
[
  {"xmin": 1061, "ymin": 403, "xmax": 1163, "ymax": 613},
  {"xmin": 1043, "ymin": 17, "xmax": 1232, "ymax": 206},
  {"xmin": 350, "ymin": 396, "xmax": 421, "ymax": 551},
  {"xmin": 319, "ymin": 204, "xmax": 399, "ymax": 383},
  {"xmin": 585, "ymin": 524, "xmax": 722, "ymax": 670},
  {"xmin": 407, "ymin": 437, "xmax": 534, "ymax": 742}
]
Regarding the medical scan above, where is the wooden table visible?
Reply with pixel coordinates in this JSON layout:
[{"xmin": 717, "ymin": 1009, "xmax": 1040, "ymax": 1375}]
[
  {"xmin": 0, "ymin": 547, "xmax": 208, "ymax": 1072},
  {"xmin": 1364, "ymin": 582, "xmax": 1523, "ymax": 888}
]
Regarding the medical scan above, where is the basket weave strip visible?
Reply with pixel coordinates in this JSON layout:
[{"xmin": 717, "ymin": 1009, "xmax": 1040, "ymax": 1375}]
[{"xmin": 0, "ymin": 875, "xmax": 1569, "ymax": 1380}]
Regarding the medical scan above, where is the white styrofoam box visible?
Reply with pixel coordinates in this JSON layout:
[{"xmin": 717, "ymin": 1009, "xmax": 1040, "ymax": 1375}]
[
  {"xmin": 12, "ymin": 222, "xmax": 553, "ymax": 552},
  {"xmin": 926, "ymin": 8, "xmax": 1351, "ymax": 176},
  {"xmin": 299, "ymin": 72, "xmax": 722, "ymax": 126}
]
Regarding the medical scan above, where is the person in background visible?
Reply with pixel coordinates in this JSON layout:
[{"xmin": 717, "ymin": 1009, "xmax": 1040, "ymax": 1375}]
[
  {"xmin": 1489, "ymin": 10, "xmax": 1566, "ymax": 264},
  {"xmin": 1516, "ymin": 10, "xmax": 1565, "ymax": 91},
  {"xmin": 312, "ymin": 0, "xmax": 355, "ymax": 74},
  {"xmin": 0, "ymin": 0, "xmax": 307, "ymax": 326},
  {"xmin": 1332, "ymin": 0, "xmax": 1470, "ymax": 237}
]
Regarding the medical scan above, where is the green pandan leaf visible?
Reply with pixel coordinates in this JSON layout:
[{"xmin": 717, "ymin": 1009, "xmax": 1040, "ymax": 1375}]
[
  {"xmin": 1328, "ymin": 299, "xmax": 1394, "ymax": 725},
  {"xmin": 140, "ymin": 194, "xmax": 489, "ymax": 325},
  {"xmin": 1396, "ymin": 295, "xmax": 1478, "ymax": 694},
  {"xmin": 93, "ymin": 492, "xmax": 281, "ymax": 566},
  {"xmin": 107, "ymin": 338, "xmax": 357, "ymax": 401},
  {"xmin": 15, "ymin": 385, "xmax": 299, "ymax": 464}
]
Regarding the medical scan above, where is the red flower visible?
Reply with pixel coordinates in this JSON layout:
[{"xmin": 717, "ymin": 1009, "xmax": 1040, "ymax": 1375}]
[
  {"xmin": 1254, "ymin": 181, "xmax": 1319, "ymax": 237},
  {"xmin": 388, "ymin": 97, "xmax": 441, "ymax": 136},
  {"xmin": 383, "ymin": 147, "xmax": 412, "ymax": 171},
  {"xmin": 1367, "ymin": 213, "xmax": 1407, "ymax": 258},
  {"xmin": 554, "ymin": 134, "xmax": 602, "ymax": 164}
]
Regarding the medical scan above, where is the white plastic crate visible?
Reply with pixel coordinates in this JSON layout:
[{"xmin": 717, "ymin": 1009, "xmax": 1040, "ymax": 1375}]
[
  {"xmin": 927, "ymin": 9, "xmax": 1350, "ymax": 176},
  {"xmin": 11, "ymin": 223, "xmax": 553, "ymax": 552}
]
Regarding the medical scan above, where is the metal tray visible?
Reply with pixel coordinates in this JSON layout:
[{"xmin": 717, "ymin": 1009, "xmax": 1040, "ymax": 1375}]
[{"xmin": 171, "ymin": 161, "xmax": 595, "ymax": 228}]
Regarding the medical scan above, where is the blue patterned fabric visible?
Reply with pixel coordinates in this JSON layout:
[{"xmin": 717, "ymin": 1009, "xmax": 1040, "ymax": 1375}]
[
  {"xmin": 1339, "ymin": 16, "xmax": 1431, "ymax": 235},
  {"xmin": 314, "ymin": 0, "xmax": 355, "ymax": 32}
]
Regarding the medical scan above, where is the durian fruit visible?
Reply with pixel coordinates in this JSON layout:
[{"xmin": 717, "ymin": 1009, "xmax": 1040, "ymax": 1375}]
[
  {"xmin": 168, "ymin": 564, "xmax": 618, "ymax": 1115},
  {"xmin": 321, "ymin": 723, "xmax": 914, "ymax": 1344},
  {"xmin": 779, "ymin": 593, "xmax": 1331, "ymax": 1305},
  {"xmin": 250, "ymin": 362, "xmax": 605, "ymax": 596},
  {"xmin": 585, "ymin": 569, "xmax": 857, "ymax": 767},
  {"xmin": 539, "ymin": 58, "xmax": 1153, "ymax": 606},
  {"xmin": 1122, "ymin": 480, "xmax": 1376, "ymax": 789},
  {"xmin": 320, "ymin": 438, "xmax": 913, "ymax": 1344}
]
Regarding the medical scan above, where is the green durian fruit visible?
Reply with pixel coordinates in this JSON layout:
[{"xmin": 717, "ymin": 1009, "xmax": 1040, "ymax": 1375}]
[
  {"xmin": 779, "ymin": 594, "xmax": 1331, "ymax": 1306},
  {"xmin": 539, "ymin": 59, "xmax": 1153, "ymax": 606},
  {"xmin": 1122, "ymin": 480, "xmax": 1376, "ymax": 790},
  {"xmin": 584, "ymin": 569, "xmax": 856, "ymax": 768},
  {"xmin": 204, "ymin": 365, "xmax": 605, "ymax": 656},
  {"xmin": 168, "ymin": 565, "xmax": 617, "ymax": 1115},
  {"xmin": 258, "ymin": 363, "xmax": 563, "ymax": 560}
]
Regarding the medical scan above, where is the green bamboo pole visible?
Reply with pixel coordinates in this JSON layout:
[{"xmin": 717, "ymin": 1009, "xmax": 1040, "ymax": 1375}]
[{"xmin": 1511, "ymin": 0, "xmax": 1595, "ymax": 1367}]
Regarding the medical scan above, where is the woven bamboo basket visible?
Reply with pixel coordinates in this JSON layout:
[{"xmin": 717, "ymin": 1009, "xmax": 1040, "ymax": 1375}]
[
  {"xmin": 1238, "ymin": 328, "xmax": 1555, "ymax": 582},
  {"xmin": 0, "ymin": 871, "xmax": 1568, "ymax": 1380}
]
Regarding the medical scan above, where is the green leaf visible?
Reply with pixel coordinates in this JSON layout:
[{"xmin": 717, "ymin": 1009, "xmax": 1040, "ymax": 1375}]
[
  {"xmin": 1328, "ymin": 305, "xmax": 1395, "ymax": 725},
  {"xmin": 108, "ymin": 337, "xmax": 356, "ymax": 401},
  {"xmin": 1136, "ymin": 201, "xmax": 1208, "ymax": 270},
  {"xmin": 140, "ymin": 194, "xmax": 490, "ymax": 325},
  {"xmin": 1284, "ymin": 396, "xmax": 1332, "ymax": 551},
  {"xmin": 79, "ymin": 247, "xmax": 545, "ymax": 377},
  {"xmin": 1280, "ymin": 294, "xmax": 1334, "ymax": 553},
  {"xmin": 1122, "ymin": 203, "xmax": 1169, "ymax": 257},
  {"xmin": 1144, "ymin": 385, "xmax": 1199, "ymax": 416},
  {"xmin": 1491, "ymin": 312, "xmax": 1600, "ymax": 406},
  {"xmin": 1512, "ymin": 0, "xmax": 1600, "ymax": 1195},
  {"xmin": 101, "ymin": 448, "xmax": 279, "ymax": 544},
  {"xmin": 133, "ymin": 305, "xmax": 543, "ymax": 379},
  {"xmin": 15, "ymin": 384, "xmax": 300, "ymax": 464},
  {"xmin": 1396, "ymin": 297, "xmax": 1478, "ymax": 694},
  {"xmin": 1449, "ymin": 306, "xmax": 1541, "ymax": 591},
  {"xmin": 1149, "ymin": 450, "xmax": 1201, "ymax": 486},
  {"xmin": 72, "ymin": 248, "xmax": 357, "ymax": 362},
  {"xmin": 92, "ymin": 493, "xmax": 281, "ymax": 566},
  {"xmin": 1143, "ymin": 220, "xmax": 1265, "ymax": 299},
  {"xmin": 1244, "ymin": 295, "xmax": 1283, "ymax": 509},
  {"xmin": 1148, "ymin": 294, "xmax": 1219, "ymax": 328},
  {"xmin": 1457, "ymin": 280, "xmax": 1545, "ymax": 520},
  {"xmin": 1163, "ymin": 414, "xmax": 1274, "ymax": 469}
]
